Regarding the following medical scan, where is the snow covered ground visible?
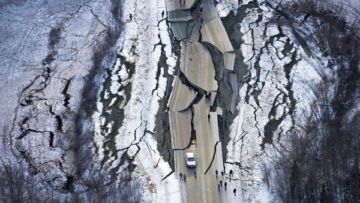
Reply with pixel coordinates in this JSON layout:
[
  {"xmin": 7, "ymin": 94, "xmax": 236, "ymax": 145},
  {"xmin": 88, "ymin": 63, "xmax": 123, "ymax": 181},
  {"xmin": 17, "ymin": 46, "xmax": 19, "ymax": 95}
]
[
  {"xmin": 0, "ymin": 0, "xmax": 121, "ymax": 196},
  {"xmin": 220, "ymin": 0, "xmax": 323, "ymax": 202},
  {"xmin": 1, "ymin": 0, "xmax": 351, "ymax": 201},
  {"xmin": 92, "ymin": 0, "xmax": 181, "ymax": 202},
  {"xmin": 0, "ymin": 0, "xmax": 180, "ymax": 200}
]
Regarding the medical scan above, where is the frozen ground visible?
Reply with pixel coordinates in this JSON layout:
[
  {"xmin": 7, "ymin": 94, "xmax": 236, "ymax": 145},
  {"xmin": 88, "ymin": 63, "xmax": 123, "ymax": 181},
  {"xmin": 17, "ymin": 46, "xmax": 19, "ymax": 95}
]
[
  {"xmin": 93, "ymin": 0, "xmax": 181, "ymax": 202},
  {"xmin": 219, "ymin": 0, "xmax": 323, "ymax": 202},
  {"xmin": 0, "ymin": 0, "xmax": 181, "ymax": 200},
  {"xmin": 0, "ymin": 0, "xmax": 122, "ymax": 197},
  {"xmin": 1, "ymin": 0, "xmax": 353, "ymax": 202}
]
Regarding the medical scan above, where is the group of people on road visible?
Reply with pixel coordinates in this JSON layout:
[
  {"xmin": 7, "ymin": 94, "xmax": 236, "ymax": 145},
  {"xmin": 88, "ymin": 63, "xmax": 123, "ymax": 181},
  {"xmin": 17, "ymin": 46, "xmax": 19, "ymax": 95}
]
[
  {"xmin": 179, "ymin": 170, "xmax": 197, "ymax": 182},
  {"xmin": 215, "ymin": 169, "xmax": 237, "ymax": 196},
  {"xmin": 179, "ymin": 172, "xmax": 186, "ymax": 182},
  {"xmin": 178, "ymin": 169, "xmax": 238, "ymax": 197}
]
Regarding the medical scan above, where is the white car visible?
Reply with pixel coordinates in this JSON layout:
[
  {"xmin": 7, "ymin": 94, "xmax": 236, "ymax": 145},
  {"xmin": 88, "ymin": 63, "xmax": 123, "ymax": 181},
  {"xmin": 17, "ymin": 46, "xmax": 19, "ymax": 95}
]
[{"xmin": 185, "ymin": 152, "xmax": 196, "ymax": 168}]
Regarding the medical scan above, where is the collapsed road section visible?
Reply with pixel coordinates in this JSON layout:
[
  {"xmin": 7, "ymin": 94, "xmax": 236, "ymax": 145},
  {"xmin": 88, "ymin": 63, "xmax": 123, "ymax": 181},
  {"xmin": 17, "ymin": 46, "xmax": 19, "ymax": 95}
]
[{"xmin": 165, "ymin": 0, "xmax": 237, "ymax": 202}]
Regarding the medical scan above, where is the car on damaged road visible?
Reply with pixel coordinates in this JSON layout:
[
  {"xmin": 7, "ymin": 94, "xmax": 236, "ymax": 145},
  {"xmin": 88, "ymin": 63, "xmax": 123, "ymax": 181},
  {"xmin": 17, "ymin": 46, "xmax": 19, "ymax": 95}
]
[{"xmin": 186, "ymin": 152, "xmax": 196, "ymax": 168}]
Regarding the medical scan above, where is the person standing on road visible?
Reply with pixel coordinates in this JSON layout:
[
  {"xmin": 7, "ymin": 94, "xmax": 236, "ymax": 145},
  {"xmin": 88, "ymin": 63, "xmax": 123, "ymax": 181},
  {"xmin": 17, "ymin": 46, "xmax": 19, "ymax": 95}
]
[
  {"xmin": 233, "ymin": 188, "xmax": 237, "ymax": 196},
  {"xmin": 230, "ymin": 169, "xmax": 233, "ymax": 177},
  {"xmin": 224, "ymin": 182, "xmax": 227, "ymax": 190}
]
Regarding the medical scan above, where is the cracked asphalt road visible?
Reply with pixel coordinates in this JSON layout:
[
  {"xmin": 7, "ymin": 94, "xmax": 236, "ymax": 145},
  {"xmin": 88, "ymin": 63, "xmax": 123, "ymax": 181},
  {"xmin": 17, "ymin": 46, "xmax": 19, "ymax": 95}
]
[{"xmin": 166, "ymin": 0, "xmax": 233, "ymax": 202}]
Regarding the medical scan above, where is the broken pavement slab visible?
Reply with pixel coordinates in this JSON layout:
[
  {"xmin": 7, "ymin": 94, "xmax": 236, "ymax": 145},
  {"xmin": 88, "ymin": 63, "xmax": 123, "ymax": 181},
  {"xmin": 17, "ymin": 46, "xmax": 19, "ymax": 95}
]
[
  {"xmin": 167, "ymin": 10, "xmax": 194, "ymax": 40},
  {"xmin": 229, "ymin": 73, "xmax": 238, "ymax": 113},
  {"xmin": 200, "ymin": 0, "xmax": 218, "ymax": 23},
  {"xmin": 201, "ymin": 17, "xmax": 234, "ymax": 54},
  {"xmin": 180, "ymin": 41, "xmax": 218, "ymax": 92},
  {"xmin": 168, "ymin": 10, "xmax": 193, "ymax": 22},
  {"xmin": 224, "ymin": 51, "xmax": 235, "ymax": 71},
  {"xmin": 169, "ymin": 21, "xmax": 193, "ymax": 40},
  {"xmin": 165, "ymin": 0, "xmax": 198, "ymax": 12},
  {"xmin": 169, "ymin": 110, "xmax": 193, "ymax": 150},
  {"xmin": 189, "ymin": 21, "xmax": 202, "ymax": 42},
  {"xmin": 168, "ymin": 76, "xmax": 198, "ymax": 112}
]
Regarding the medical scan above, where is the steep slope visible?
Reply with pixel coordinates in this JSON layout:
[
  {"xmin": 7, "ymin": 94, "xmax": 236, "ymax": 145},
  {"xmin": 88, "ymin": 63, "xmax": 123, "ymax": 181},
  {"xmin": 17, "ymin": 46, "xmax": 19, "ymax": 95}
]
[
  {"xmin": 216, "ymin": 0, "xmax": 360, "ymax": 202},
  {"xmin": 262, "ymin": 0, "xmax": 360, "ymax": 202},
  {"xmin": 0, "ymin": 0, "xmax": 142, "ymax": 201}
]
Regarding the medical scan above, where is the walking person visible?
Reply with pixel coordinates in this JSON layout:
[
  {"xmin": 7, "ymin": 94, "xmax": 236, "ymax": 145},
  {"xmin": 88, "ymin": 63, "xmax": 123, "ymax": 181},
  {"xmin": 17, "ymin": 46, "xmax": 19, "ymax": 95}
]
[
  {"xmin": 220, "ymin": 180, "xmax": 223, "ymax": 187},
  {"xmin": 183, "ymin": 174, "xmax": 186, "ymax": 182},
  {"xmin": 224, "ymin": 182, "xmax": 227, "ymax": 190},
  {"xmin": 217, "ymin": 183, "xmax": 220, "ymax": 191},
  {"xmin": 229, "ymin": 169, "xmax": 233, "ymax": 177},
  {"xmin": 215, "ymin": 170, "xmax": 218, "ymax": 177},
  {"xmin": 179, "ymin": 172, "xmax": 183, "ymax": 181},
  {"xmin": 194, "ymin": 171, "xmax": 197, "ymax": 179},
  {"xmin": 221, "ymin": 171, "xmax": 224, "ymax": 177},
  {"xmin": 233, "ymin": 188, "xmax": 237, "ymax": 196}
]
